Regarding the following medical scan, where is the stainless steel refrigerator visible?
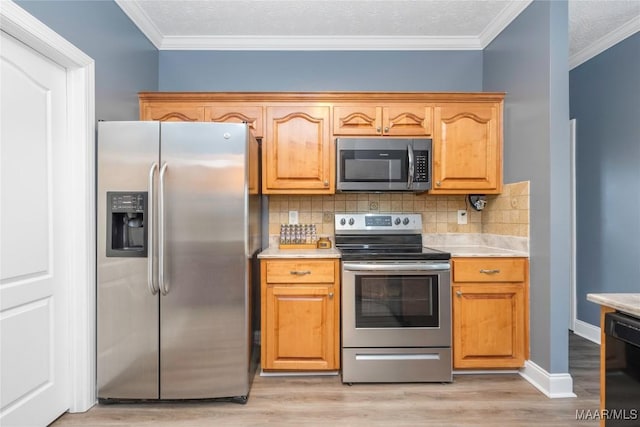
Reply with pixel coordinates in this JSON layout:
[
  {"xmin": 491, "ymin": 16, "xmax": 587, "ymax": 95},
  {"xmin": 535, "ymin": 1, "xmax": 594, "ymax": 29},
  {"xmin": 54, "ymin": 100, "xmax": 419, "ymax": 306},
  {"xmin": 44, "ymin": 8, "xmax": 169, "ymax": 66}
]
[{"xmin": 97, "ymin": 121, "xmax": 261, "ymax": 403}]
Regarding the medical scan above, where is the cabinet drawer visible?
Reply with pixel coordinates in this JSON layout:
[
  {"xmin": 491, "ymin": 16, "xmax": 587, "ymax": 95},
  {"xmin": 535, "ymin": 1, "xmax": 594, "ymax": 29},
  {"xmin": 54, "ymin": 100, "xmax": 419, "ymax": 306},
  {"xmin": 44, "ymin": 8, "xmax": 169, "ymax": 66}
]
[
  {"xmin": 453, "ymin": 258, "xmax": 526, "ymax": 283},
  {"xmin": 265, "ymin": 260, "xmax": 335, "ymax": 284}
]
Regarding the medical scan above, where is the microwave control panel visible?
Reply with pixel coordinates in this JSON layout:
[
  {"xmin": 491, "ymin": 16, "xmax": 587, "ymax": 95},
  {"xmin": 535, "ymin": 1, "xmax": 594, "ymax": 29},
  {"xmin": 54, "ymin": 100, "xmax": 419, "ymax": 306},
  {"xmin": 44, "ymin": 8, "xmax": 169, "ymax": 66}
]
[{"xmin": 414, "ymin": 151, "xmax": 429, "ymax": 182}]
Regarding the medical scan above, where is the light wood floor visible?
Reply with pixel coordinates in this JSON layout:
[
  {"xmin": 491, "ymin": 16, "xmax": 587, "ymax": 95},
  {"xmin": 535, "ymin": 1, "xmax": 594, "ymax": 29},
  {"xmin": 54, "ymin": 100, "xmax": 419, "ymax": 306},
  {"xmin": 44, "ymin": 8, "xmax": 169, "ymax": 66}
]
[{"xmin": 51, "ymin": 333, "xmax": 599, "ymax": 426}]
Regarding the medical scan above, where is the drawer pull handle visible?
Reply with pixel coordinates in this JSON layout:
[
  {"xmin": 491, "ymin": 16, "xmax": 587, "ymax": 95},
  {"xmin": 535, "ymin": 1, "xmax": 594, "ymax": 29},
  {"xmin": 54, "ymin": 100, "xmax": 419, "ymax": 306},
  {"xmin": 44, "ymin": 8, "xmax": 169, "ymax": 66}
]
[
  {"xmin": 480, "ymin": 269, "xmax": 501, "ymax": 274},
  {"xmin": 290, "ymin": 270, "xmax": 311, "ymax": 275}
]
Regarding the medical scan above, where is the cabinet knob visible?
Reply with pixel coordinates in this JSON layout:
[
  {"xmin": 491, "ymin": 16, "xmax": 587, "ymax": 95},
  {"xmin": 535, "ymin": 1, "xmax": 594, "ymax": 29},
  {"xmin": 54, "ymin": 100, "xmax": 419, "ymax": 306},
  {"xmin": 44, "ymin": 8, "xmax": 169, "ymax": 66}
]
[
  {"xmin": 436, "ymin": 181, "xmax": 441, "ymax": 186},
  {"xmin": 329, "ymin": 292, "xmax": 334, "ymax": 299},
  {"xmin": 384, "ymin": 127, "xmax": 389, "ymax": 133},
  {"xmin": 456, "ymin": 290, "xmax": 462, "ymax": 297},
  {"xmin": 323, "ymin": 180, "xmax": 329, "ymax": 187},
  {"xmin": 376, "ymin": 127, "xmax": 381, "ymax": 133}
]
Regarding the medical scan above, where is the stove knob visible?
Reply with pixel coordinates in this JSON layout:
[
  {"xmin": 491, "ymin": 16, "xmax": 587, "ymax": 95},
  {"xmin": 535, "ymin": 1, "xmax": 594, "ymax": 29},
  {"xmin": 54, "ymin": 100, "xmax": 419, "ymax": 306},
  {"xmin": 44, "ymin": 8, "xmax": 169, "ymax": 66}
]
[
  {"xmin": 403, "ymin": 217, "xmax": 410, "ymax": 225},
  {"xmin": 394, "ymin": 217, "xmax": 401, "ymax": 225},
  {"xmin": 348, "ymin": 217, "xmax": 355, "ymax": 225},
  {"xmin": 339, "ymin": 218, "xmax": 346, "ymax": 226}
]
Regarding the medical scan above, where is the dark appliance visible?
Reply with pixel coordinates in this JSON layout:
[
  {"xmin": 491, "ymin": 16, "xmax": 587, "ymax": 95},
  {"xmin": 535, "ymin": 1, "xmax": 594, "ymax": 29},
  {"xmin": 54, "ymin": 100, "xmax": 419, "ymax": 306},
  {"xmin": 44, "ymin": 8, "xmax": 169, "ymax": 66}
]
[
  {"xmin": 336, "ymin": 138, "xmax": 431, "ymax": 193},
  {"xmin": 604, "ymin": 312, "xmax": 640, "ymax": 425},
  {"xmin": 335, "ymin": 213, "xmax": 452, "ymax": 383}
]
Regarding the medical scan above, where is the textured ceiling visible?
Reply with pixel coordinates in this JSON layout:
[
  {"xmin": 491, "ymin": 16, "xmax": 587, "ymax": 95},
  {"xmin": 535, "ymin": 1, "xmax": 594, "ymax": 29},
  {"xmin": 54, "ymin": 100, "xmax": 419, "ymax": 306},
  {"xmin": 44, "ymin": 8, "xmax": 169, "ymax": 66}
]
[
  {"xmin": 138, "ymin": 1, "xmax": 509, "ymax": 36},
  {"xmin": 117, "ymin": 0, "xmax": 640, "ymax": 68}
]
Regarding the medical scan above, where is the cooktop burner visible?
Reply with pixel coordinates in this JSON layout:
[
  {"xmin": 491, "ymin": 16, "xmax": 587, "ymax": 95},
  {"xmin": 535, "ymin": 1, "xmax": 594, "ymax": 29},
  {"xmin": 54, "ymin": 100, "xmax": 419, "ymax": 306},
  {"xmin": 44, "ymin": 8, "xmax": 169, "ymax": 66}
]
[{"xmin": 334, "ymin": 213, "xmax": 451, "ymax": 261}]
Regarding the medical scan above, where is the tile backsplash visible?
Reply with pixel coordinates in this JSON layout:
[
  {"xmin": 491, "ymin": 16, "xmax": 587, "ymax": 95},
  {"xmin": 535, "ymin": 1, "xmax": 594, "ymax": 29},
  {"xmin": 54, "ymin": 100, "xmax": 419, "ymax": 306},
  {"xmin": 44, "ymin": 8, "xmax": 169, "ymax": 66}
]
[
  {"xmin": 482, "ymin": 181, "xmax": 530, "ymax": 238},
  {"xmin": 268, "ymin": 181, "xmax": 529, "ymax": 239}
]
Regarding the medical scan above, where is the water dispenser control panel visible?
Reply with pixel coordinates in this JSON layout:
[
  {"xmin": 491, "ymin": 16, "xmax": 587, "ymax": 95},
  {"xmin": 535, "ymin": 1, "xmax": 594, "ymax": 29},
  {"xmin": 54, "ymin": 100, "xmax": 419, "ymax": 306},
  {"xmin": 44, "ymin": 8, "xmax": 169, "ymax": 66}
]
[{"xmin": 110, "ymin": 193, "xmax": 145, "ymax": 213}]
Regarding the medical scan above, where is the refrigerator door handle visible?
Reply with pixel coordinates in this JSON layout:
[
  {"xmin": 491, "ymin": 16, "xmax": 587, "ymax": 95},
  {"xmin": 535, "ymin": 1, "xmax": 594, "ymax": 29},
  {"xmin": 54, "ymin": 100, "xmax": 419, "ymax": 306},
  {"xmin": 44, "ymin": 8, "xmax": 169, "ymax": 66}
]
[
  {"xmin": 147, "ymin": 162, "xmax": 159, "ymax": 295},
  {"xmin": 158, "ymin": 162, "xmax": 169, "ymax": 296}
]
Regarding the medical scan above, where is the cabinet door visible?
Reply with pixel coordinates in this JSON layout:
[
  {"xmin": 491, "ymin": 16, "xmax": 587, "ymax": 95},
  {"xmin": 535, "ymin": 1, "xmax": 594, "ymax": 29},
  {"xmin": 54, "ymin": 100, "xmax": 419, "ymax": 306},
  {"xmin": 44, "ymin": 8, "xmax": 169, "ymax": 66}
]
[
  {"xmin": 263, "ymin": 284, "xmax": 338, "ymax": 370},
  {"xmin": 205, "ymin": 106, "xmax": 263, "ymax": 137},
  {"xmin": 264, "ymin": 106, "xmax": 332, "ymax": 194},
  {"xmin": 452, "ymin": 283, "xmax": 526, "ymax": 369},
  {"xmin": 383, "ymin": 104, "xmax": 432, "ymax": 136},
  {"xmin": 432, "ymin": 103, "xmax": 502, "ymax": 194},
  {"xmin": 333, "ymin": 104, "xmax": 432, "ymax": 136},
  {"xmin": 333, "ymin": 105, "xmax": 382, "ymax": 136},
  {"xmin": 140, "ymin": 104, "xmax": 204, "ymax": 122}
]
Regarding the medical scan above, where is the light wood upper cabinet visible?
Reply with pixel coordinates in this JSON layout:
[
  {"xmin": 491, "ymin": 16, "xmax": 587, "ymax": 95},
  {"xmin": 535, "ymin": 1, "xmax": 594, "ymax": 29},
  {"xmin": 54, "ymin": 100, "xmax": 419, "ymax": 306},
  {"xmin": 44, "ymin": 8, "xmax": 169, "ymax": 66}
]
[
  {"xmin": 141, "ymin": 104, "xmax": 204, "ymax": 122},
  {"xmin": 204, "ymin": 105, "xmax": 263, "ymax": 137},
  {"xmin": 334, "ymin": 104, "xmax": 432, "ymax": 136},
  {"xmin": 138, "ymin": 92, "xmax": 504, "ymax": 195},
  {"xmin": 264, "ymin": 106, "xmax": 333, "ymax": 194},
  {"xmin": 261, "ymin": 259, "xmax": 340, "ymax": 371},
  {"xmin": 452, "ymin": 257, "xmax": 529, "ymax": 369},
  {"xmin": 431, "ymin": 103, "xmax": 502, "ymax": 194}
]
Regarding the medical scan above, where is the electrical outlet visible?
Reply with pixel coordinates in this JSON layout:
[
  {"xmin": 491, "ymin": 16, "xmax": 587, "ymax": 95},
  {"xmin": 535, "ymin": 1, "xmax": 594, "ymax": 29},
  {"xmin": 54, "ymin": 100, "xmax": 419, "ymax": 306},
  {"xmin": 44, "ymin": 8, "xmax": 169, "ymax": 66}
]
[
  {"xmin": 288, "ymin": 210, "xmax": 299, "ymax": 224},
  {"xmin": 457, "ymin": 210, "xmax": 468, "ymax": 225}
]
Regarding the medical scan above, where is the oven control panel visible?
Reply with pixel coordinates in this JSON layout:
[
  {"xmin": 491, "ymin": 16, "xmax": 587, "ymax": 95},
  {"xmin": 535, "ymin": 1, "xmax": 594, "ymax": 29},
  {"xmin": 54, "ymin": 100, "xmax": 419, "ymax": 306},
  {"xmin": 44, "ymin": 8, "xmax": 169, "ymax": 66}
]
[{"xmin": 335, "ymin": 213, "xmax": 422, "ymax": 234}]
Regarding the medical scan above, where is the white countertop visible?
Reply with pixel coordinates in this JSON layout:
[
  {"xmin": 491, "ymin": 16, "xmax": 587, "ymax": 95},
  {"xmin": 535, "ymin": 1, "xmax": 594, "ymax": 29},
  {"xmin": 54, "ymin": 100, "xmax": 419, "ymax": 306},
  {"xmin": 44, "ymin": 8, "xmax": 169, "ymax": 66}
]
[
  {"xmin": 587, "ymin": 293, "xmax": 640, "ymax": 318},
  {"xmin": 428, "ymin": 245, "xmax": 528, "ymax": 257},
  {"xmin": 423, "ymin": 233, "xmax": 529, "ymax": 257},
  {"xmin": 258, "ymin": 246, "xmax": 341, "ymax": 259}
]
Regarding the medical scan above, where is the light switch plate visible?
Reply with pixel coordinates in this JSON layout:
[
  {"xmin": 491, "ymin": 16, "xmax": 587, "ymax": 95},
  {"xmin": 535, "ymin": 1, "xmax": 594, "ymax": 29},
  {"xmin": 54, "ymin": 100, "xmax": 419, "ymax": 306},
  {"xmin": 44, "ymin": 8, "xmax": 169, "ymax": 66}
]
[
  {"xmin": 457, "ymin": 210, "xmax": 467, "ymax": 225},
  {"xmin": 288, "ymin": 210, "xmax": 299, "ymax": 224}
]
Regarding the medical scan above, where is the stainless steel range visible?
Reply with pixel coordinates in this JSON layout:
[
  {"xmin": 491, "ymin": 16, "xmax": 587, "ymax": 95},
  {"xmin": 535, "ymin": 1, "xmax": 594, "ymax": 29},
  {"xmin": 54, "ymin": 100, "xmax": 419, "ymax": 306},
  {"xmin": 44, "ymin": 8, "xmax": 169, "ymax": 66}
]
[{"xmin": 335, "ymin": 213, "xmax": 452, "ymax": 383}]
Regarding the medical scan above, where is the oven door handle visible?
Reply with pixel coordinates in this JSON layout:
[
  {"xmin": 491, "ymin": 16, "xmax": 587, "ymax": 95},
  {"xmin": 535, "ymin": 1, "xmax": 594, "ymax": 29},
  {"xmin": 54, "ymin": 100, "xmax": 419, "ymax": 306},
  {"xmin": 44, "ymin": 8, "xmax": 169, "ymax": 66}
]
[{"xmin": 342, "ymin": 262, "xmax": 450, "ymax": 272}]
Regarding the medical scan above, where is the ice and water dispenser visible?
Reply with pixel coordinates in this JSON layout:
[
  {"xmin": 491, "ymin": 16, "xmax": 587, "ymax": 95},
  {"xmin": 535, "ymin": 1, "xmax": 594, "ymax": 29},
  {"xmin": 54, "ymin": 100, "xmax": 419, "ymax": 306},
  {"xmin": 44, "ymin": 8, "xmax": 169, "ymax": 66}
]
[{"xmin": 106, "ymin": 192, "xmax": 147, "ymax": 257}]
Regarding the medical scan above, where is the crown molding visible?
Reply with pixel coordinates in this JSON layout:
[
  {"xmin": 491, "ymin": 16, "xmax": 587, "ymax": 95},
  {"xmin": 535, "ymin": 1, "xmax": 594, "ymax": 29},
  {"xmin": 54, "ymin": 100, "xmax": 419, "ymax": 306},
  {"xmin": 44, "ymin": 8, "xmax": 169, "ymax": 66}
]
[
  {"xmin": 114, "ymin": 0, "xmax": 163, "ymax": 48},
  {"xmin": 570, "ymin": 18, "xmax": 639, "ymax": 69},
  {"xmin": 478, "ymin": 0, "xmax": 533, "ymax": 48},
  {"xmin": 158, "ymin": 35, "xmax": 483, "ymax": 51}
]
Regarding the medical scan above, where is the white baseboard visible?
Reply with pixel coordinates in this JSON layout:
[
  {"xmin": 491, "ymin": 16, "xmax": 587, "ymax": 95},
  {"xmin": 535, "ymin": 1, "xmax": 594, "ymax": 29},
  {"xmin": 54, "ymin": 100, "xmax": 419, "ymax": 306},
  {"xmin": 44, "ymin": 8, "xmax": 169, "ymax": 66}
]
[
  {"xmin": 573, "ymin": 319, "xmax": 601, "ymax": 345},
  {"xmin": 519, "ymin": 360, "xmax": 576, "ymax": 398}
]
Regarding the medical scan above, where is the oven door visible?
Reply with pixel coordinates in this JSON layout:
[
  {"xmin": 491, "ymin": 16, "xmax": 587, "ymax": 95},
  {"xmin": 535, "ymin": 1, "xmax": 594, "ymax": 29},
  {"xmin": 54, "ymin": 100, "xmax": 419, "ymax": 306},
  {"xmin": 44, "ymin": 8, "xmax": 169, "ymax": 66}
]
[{"xmin": 342, "ymin": 261, "xmax": 451, "ymax": 348}]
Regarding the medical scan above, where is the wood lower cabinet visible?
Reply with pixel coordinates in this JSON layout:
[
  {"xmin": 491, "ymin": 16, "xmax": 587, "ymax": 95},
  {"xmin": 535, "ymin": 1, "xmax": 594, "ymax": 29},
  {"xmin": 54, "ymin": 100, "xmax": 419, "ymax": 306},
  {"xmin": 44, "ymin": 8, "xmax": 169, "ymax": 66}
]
[
  {"xmin": 333, "ymin": 104, "xmax": 432, "ymax": 136},
  {"xmin": 263, "ymin": 106, "xmax": 333, "ymax": 194},
  {"xmin": 260, "ymin": 258, "xmax": 340, "ymax": 371},
  {"xmin": 452, "ymin": 257, "xmax": 529, "ymax": 369},
  {"xmin": 432, "ymin": 103, "xmax": 502, "ymax": 194}
]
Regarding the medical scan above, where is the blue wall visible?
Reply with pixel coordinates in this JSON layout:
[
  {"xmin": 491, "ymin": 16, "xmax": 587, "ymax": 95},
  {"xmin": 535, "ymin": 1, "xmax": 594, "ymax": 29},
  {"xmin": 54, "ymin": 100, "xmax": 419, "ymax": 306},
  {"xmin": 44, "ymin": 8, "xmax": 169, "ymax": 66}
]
[
  {"xmin": 570, "ymin": 33, "xmax": 640, "ymax": 327},
  {"xmin": 159, "ymin": 50, "xmax": 482, "ymax": 91},
  {"xmin": 483, "ymin": 0, "xmax": 571, "ymax": 374},
  {"xmin": 16, "ymin": 0, "xmax": 158, "ymax": 120}
]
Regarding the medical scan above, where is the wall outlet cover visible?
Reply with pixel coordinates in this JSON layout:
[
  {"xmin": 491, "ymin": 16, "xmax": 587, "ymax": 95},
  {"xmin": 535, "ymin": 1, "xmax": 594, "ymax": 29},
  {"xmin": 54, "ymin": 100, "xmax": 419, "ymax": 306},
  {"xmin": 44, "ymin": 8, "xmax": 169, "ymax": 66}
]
[{"xmin": 457, "ymin": 209, "xmax": 468, "ymax": 225}]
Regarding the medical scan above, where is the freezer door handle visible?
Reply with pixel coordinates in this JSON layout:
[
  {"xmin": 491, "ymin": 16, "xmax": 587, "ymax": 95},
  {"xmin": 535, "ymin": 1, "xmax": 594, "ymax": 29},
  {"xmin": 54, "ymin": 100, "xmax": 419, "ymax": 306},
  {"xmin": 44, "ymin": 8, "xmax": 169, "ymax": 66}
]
[
  {"xmin": 158, "ymin": 162, "xmax": 169, "ymax": 296},
  {"xmin": 147, "ymin": 162, "xmax": 159, "ymax": 295}
]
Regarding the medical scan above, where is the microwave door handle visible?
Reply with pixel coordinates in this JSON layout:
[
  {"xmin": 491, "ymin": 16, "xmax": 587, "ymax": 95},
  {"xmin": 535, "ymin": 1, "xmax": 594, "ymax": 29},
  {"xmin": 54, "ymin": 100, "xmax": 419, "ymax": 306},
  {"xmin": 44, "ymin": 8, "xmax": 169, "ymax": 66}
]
[{"xmin": 407, "ymin": 144, "xmax": 415, "ymax": 189}]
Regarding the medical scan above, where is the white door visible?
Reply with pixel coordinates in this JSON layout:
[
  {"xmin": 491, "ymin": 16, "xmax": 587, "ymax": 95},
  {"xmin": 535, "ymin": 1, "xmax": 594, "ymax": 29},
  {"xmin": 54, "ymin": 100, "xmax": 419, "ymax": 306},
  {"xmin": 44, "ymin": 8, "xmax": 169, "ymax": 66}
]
[{"xmin": 1, "ymin": 31, "xmax": 70, "ymax": 426}]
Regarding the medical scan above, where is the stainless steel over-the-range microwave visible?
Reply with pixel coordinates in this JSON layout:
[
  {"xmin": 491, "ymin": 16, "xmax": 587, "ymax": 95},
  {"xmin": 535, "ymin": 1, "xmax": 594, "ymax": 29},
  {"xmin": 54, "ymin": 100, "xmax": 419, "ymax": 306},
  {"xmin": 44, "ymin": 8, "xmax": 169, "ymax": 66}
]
[{"xmin": 336, "ymin": 138, "xmax": 432, "ymax": 193}]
